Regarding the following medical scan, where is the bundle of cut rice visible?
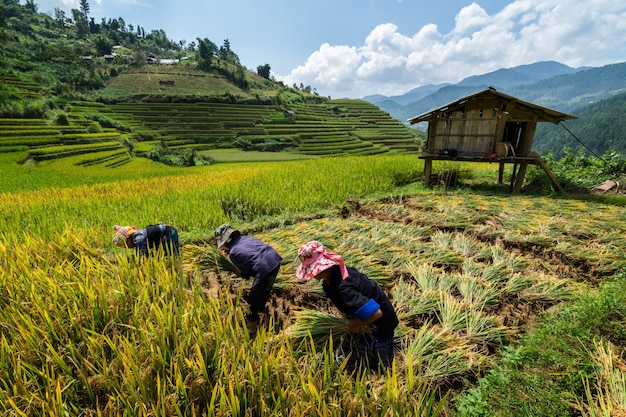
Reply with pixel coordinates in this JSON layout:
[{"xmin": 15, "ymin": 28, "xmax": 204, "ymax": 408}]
[{"xmin": 285, "ymin": 309, "xmax": 348, "ymax": 348}]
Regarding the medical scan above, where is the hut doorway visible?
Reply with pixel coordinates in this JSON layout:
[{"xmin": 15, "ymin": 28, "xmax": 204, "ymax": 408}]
[{"xmin": 503, "ymin": 122, "xmax": 526, "ymax": 154}]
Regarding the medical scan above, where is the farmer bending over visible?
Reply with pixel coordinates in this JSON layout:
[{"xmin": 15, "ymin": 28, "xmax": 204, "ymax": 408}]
[
  {"xmin": 113, "ymin": 223, "xmax": 179, "ymax": 258},
  {"xmin": 296, "ymin": 240, "xmax": 398, "ymax": 373},
  {"xmin": 214, "ymin": 224, "xmax": 283, "ymax": 337}
]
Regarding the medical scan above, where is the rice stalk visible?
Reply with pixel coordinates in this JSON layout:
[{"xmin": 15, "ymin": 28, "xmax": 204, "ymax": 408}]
[
  {"xmin": 503, "ymin": 273, "xmax": 534, "ymax": 294},
  {"xmin": 484, "ymin": 245, "xmax": 529, "ymax": 271},
  {"xmin": 430, "ymin": 230, "xmax": 452, "ymax": 248},
  {"xmin": 404, "ymin": 324, "xmax": 448, "ymax": 367},
  {"xmin": 451, "ymin": 234, "xmax": 480, "ymax": 258},
  {"xmin": 285, "ymin": 309, "xmax": 348, "ymax": 349},
  {"xmin": 576, "ymin": 340, "xmax": 626, "ymax": 417},
  {"xmin": 462, "ymin": 310, "xmax": 510, "ymax": 345},
  {"xmin": 519, "ymin": 274, "xmax": 573, "ymax": 302},
  {"xmin": 436, "ymin": 295, "xmax": 471, "ymax": 332},
  {"xmin": 420, "ymin": 344, "xmax": 484, "ymax": 381},
  {"xmin": 404, "ymin": 324, "xmax": 484, "ymax": 381},
  {"xmin": 481, "ymin": 264, "xmax": 510, "ymax": 286},
  {"xmin": 183, "ymin": 243, "xmax": 238, "ymax": 274},
  {"xmin": 456, "ymin": 276, "xmax": 502, "ymax": 308},
  {"xmin": 391, "ymin": 280, "xmax": 441, "ymax": 320},
  {"xmin": 405, "ymin": 262, "xmax": 451, "ymax": 292}
]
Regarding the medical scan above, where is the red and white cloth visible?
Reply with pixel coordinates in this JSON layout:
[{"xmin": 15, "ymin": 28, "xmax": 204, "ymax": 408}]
[{"xmin": 296, "ymin": 240, "xmax": 348, "ymax": 281}]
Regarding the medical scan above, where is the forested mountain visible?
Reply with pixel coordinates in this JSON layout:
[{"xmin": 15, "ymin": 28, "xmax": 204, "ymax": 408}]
[
  {"xmin": 534, "ymin": 91, "xmax": 626, "ymax": 158},
  {"xmin": 509, "ymin": 62, "xmax": 626, "ymax": 112},
  {"xmin": 372, "ymin": 62, "xmax": 626, "ymax": 122},
  {"xmin": 367, "ymin": 61, "xmax": 626, "ymax": 157},
  {"xmin": 456, "ymin": 61, "xmax": 582, "ymax": 89}
]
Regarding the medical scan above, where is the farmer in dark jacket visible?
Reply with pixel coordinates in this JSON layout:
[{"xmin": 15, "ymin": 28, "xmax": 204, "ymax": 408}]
[
  {"xmin": 113, "ymin": 223, "xmax": 179, "ymax": 258},
  {"xmin": 296, "ymin": 240, "xmax": 398, "ymax": 373},
  {"xmin": 215, "ymin": 224, "xmax": 283, "ymax": 337}
]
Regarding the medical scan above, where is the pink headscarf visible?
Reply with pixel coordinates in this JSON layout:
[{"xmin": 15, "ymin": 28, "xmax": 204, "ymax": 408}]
[{"xmin": 296, "ymin": 241, "xmax": 349, "ymax": 281}]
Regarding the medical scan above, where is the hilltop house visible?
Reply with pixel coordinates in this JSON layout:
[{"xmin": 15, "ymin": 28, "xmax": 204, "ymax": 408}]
[{"xmin": 408, "ymin": 87, "xmax": 576, "ymax": 193}]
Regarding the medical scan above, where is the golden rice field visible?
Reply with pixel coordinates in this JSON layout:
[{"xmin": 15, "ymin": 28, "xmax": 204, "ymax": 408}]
[{"xmin": 1, "ymin": 154, "xmax": 625, "ymax": 416}]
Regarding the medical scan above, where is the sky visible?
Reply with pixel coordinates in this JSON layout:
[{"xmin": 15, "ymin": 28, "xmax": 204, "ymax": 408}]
[{"xmin": 32, "ymin": 0, "xmax": 626, "ymax": 99}]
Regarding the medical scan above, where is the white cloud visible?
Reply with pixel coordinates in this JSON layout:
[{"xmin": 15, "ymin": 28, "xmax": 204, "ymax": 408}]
[
  {"xmin": 279, "ymin": 44, "xmax": 360, "ymax": 95},
  {"xmin": 277, "ymin": 0, "xmax": 626, "ymax": 98},
  {"xmin": 451, "ymin": 2, "xmax": 490, "ymax": 36}
]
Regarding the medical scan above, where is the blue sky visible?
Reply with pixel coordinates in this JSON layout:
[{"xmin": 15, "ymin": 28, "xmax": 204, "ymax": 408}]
[{"xmin": 32, "ymin": 0, "xmax": 626, "ymax": 99}]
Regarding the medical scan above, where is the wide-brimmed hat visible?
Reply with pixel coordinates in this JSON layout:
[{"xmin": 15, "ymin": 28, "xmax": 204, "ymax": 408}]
[
  {"xmin": 296, "ymin": 240, "xmax": 349, "ymax": 281},
  {"xmin": 214, "ymin": 224, "xmax": 241, "ymax": 248},
  {"xmin": 113, "ymin": 225, "xmax": 138, "ymax": 247}
]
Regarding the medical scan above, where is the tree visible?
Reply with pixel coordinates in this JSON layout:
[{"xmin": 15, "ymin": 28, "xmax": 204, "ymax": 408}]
[
  {"xmin": 219, "ymin": 39, "xmax": 240, "ymax": 64},
  {"xmin": 79, "ymin": 0, "xmax": 89, "ymax": 19},
  {"xmin": 95, "ymin": 35, "xmax": 113, "ymax": 56},
  {"xmin": 24, "ymin": 0, "xmax": 37, "ymax": 13},
  {"xmin": 89, "ymin": 17, "xmax": 99, "ymax": 34},
  {"xmin": 233, "ymin": 66, "xmax": 249, "ymax": 90},
  {"xmin": 196, "ymin": 37, "xmax": 217, "ymax": 71},
  {"xmin": 0, "ymin": 4, "xmax": 5, "ymax": 45},
  {"xmin": 71, "ymin": 8, "xmax": 88, "ymax": 37},
  {"xmin": 53, "ymin": 7, "xmax": 66, "ymax": 27},
  {"xmin": 257, "ymin": 64, "xmax": 271, "ymax": 79},
  {"xmin": 117, "ymin": 17, "xmax": 125, "ymax": 33}
]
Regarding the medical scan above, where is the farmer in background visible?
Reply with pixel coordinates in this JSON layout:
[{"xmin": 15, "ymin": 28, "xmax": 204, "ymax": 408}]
[
  {"xmin": 113, "ymin": 223, "xmax": 179, "ymax": 258},
  {"xmin": 214, "ymin": 224, "xmax": 283, "ymax": 337},
  {"xmin": 296, "ymin": 240, "xmax": 398, "ymax": 373}
]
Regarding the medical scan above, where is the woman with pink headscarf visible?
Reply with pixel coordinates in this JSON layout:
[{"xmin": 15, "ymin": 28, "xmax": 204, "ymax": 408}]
[{"xmin": 296, "ymin": 240, "xmax": 398, "ymax": 373}]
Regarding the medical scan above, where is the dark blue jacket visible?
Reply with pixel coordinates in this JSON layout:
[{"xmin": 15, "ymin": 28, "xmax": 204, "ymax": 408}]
[
  {"xmin": 227, "ymin": 236, "xmax": 283, "ymax": 285},
  {"xmin": 323, "ymin": 266, "xmax": 398, "ymax": 339}
]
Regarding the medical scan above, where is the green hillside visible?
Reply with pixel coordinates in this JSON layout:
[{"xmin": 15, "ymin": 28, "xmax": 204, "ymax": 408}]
[
  {"xmin": 0, "ymin": 0, "xmax": 423, "ymax": 169},
  {"xmin": 535, "ymin": 91, "xmax": 626, "ymax": 158}
]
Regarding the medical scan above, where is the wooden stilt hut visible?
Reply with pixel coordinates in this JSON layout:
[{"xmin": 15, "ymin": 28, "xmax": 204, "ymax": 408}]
[{"xmin": 408, "ymin": 87, "xmax": 577, "ymax": 193}]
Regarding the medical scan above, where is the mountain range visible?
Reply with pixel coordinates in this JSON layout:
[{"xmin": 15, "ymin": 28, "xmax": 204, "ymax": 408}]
[
  {"xmin": 362, "ymin": 60, "xmax": 626, "ymax": 158},
  {"xmin": 364, "ymin": 60, "xmax": 624, "ymax": 123}
]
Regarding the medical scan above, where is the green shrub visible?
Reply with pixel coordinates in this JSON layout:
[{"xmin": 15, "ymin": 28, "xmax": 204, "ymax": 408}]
[
  {"xmin": 55, "ymin": 112, "xmax": 70, "ymax": 125},
  {"xmin": 86, "ymin": 122, "xmax": 103, "ymax": 133},
  {"xmin": 145, "ymin": 142, "xmax": 215, "ymax": 167},
  {"xmin": 528, "ymin": 147, "xmax": 626, "ymax": 192}
]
